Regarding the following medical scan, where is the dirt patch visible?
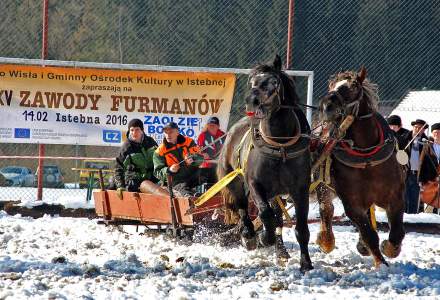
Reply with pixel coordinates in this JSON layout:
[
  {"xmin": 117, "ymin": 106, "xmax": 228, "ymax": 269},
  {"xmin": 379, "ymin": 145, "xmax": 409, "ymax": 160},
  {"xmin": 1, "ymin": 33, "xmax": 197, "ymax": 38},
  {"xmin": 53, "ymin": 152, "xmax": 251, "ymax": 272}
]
[{"xmin": 2, "ymin": 201, "xmax": 96, "ymax": 219}]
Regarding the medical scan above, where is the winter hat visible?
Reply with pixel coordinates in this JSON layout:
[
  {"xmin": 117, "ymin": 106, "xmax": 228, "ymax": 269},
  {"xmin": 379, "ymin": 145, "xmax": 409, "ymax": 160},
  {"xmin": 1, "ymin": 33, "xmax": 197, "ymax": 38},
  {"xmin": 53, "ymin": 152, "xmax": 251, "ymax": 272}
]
[
  {"xmin": 387, "ymin": 115, "xmax": 402, "ymax": 126},
  {"xmin": 431, "ymin": 123, "xmax": 440, "ymax": 132},
  {"xmin": 128, "ymin": 118, "xmax": 144, "ymax": 131},
  {"xmin": 163, "ymin": 122, "xmax": 179, "ymax": 130},
  {"xmin": 411, "ymin": 119, "xmax": 427, "ymax": 127},
  {"xmin": 207, "ymin": 116, "xmax": 220, "ymax": 126}
]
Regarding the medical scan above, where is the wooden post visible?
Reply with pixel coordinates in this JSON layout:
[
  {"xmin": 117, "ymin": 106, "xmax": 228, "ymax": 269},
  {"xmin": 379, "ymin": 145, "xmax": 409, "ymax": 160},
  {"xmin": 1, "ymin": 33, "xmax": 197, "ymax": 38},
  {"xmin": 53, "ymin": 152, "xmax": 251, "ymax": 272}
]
[{"xmin": 37, "ymin": 0, "xmax": 49, "ymax": 201}]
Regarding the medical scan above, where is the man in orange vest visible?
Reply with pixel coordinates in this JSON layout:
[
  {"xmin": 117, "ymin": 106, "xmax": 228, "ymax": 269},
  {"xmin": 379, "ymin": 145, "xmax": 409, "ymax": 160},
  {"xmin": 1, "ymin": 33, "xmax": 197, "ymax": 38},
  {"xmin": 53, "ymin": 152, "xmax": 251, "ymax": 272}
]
[{"xmin": 153, "ymin": 122, "xmax": 203, "ymax": 197}]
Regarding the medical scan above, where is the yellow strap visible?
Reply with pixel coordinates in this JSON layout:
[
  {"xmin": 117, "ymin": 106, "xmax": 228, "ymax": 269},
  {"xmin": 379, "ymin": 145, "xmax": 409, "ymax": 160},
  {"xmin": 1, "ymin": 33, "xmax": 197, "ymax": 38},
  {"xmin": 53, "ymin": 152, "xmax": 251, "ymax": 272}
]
[
  {"xmin": 309, "ymin": 156, "xmax": 333, "ymax": 193},
  {"xmin": 309, "ymin": 179, "xmax": 322, "ymax": 193},
  {"xmin": 236, "ymin": 129, "xmax": 252, "ymax": 173},
  {"xmin": 195, "ymin": 129, "xmax": 252, "ymax": 208},
  {"xmin": 324, "ymin": 156, "xmax": 332, "ymax": 185},
  {"xmin": 274, "ymin": 196, "xmax": 291, "ymax": 222},
  {"xmin": 194, "ymin": 168, "xmax": 244, "ymax": 207},
  {"xmin": 370, "ymin": 205, "xmax": 377, "ymax": 231}
]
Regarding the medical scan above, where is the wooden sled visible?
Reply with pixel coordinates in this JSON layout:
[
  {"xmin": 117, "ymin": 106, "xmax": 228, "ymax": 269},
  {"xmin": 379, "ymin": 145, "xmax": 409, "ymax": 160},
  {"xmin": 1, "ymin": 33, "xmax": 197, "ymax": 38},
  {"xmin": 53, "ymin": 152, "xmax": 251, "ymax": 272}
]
[{"xmin": 93, "ymin": 190, "xmax": 231, "ymax": 227}]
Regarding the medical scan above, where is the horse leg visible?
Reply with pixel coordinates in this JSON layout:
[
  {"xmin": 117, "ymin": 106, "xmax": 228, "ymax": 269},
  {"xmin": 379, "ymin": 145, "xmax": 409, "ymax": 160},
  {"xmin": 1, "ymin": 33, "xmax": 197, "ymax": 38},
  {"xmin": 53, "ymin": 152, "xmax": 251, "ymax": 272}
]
[
  {"xmin": 271, "ymin": 197, "xmax": 290, "ymax": 260},
  {"xmin": 346, "ymin": 208, "xmax": 387, "ymax": 267},
  {"xmin": 292, "ymin": 188, "xmax": 313, "ymax": 273},
  {"xmin": 248, "ymin": 182, "xmax": 276, "ymax": 247},
  {"xmin": 381, "ymin": 203, "xmax": 405, "ymax": 258},
  {"xmin": 356, "ymin": 209, "xmax": 373, "ymax": 256},
  {"xmin": 316, "ymin": 185, "xmax": 336, "ymax": 253}
]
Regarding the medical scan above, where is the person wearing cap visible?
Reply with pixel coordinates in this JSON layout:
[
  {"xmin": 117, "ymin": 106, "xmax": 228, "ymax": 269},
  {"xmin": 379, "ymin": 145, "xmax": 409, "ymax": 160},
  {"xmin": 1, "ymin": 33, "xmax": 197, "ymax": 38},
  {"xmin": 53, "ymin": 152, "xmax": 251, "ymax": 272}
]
[
  {"xmin": 418, "ymin": 123, "xmax": 440, "ymax": 213},
  {"xmin": 113, "ymin": 118, "xmax": 158, "ymax": 197},
  {"xmin": 197, "ymin": 116, "xmax": 226, "ymax": 184},
  {"xmin": 401, "ymin": 119, "xmax": 429, "ymax": 213},
  {"xmin": 387, "ymin": 115, "xmax": 410, "ymax": 149},
  {"xmin": 153, "ymin": 121, "xmax": 204, "ymax": 196}
]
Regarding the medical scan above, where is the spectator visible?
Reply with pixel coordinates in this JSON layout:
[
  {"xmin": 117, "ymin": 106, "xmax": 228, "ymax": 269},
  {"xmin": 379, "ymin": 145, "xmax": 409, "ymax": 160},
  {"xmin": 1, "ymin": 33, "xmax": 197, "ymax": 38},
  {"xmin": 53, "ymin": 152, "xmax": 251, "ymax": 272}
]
[
  {"xmin": 401, "ymin": 119, "xmax": 428, "ymax": 214},
  {"xmin": 419, "ymin": 122, "xmax": 440, "ymax": 213},
  {"xmin": 153, "ymin": 122, "xmax": 204, "ymax": 197},
  {"xmin": 113, "ymin": 118, "xmax": 158, "ymax": 197},
  {"xmin": 387, "ymin": 115, "xmax": 410, "ymax": 149},
  {"xmin": 197, "ymin": 116, "xmax": 226, "ymax": 184}
]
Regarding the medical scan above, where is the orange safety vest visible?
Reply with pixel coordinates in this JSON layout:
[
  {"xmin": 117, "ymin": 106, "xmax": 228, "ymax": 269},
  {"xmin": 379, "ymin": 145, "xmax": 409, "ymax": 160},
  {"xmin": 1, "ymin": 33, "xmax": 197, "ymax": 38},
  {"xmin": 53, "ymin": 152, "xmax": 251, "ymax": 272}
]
[{"xmin": 156, "ymin": 136, "xmax": 199, "ymax": 167}]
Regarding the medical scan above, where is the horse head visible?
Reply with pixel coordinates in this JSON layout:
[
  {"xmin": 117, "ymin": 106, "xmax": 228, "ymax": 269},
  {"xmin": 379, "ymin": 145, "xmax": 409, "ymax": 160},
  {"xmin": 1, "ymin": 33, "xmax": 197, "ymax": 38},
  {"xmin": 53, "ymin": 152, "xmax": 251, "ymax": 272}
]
[
  {"xmin": 319, "ymin": 66, "xmax": 377, "ymax": 124},
  {"xmin": 246, "ymin": 55, "xmax": 298, "ymax": 119}
]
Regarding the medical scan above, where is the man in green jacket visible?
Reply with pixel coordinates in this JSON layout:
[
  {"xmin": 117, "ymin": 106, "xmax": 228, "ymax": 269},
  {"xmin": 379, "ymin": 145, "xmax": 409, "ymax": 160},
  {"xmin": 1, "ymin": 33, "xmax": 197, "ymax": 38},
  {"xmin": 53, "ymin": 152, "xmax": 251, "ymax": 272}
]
[
  {"xmin": 153, "ymin": 122, "xmax": 203, "ymax": 197},
  {"xmin": 114, "ymin": 118, "xmax": 158, "ymax": 196}
]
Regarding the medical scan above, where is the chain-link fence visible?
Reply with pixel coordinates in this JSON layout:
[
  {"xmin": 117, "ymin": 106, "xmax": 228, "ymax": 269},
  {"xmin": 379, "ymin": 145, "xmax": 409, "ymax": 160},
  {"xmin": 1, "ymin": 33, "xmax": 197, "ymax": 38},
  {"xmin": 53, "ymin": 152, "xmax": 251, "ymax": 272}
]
[
  {"xmin": 293, "ymin": 0, "xmax": 440, "ymax": 111},
  {"xmin": 1, "ymin": 0, "xmax": 439, "ymax": 202}
]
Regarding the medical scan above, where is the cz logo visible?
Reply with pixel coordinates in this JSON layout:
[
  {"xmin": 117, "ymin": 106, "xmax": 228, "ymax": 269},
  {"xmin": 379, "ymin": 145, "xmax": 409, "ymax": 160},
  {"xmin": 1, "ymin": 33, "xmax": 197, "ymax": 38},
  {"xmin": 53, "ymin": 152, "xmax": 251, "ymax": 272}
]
[{"xmin": 103, "ymin": 130, "xmax": 121, "ymax": 143}]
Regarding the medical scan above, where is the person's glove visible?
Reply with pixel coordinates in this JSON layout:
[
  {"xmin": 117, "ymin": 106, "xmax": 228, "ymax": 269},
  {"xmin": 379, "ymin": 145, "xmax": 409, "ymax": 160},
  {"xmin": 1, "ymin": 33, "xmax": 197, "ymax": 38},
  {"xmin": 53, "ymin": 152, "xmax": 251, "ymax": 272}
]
[
  {"xmin": 116, "ymin": 187, "xmax": 126, "ymax": 199},
  {"xmin": 125, "ymin": 164, "xmax": 137, "ymax": 181}
]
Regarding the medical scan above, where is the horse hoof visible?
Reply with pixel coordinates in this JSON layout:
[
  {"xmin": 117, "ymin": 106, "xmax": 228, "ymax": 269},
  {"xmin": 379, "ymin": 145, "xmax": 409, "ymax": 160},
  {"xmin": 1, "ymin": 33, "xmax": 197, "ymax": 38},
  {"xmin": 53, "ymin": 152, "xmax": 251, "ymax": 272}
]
[
  {"xmin": 374, "ymin": 258, "xmax": 389, "ymax": 269},
  {"xmin": 380, "ymin": 240, "xmax": 401, "ymax": 258},
  {"xmin": 275, "ymin": 235, "xmax": 290, "ymax": 259},
  {"xmin": 356, "ymin": 241, "xmax": 370, "ymax": 256},
  {"xmin": 276, "ymin": 246, "xmax": 290, "ymax": 260},
  {"xmin": 300, "ymin": 263, "xmax": 314, "ymax": 274},
  {"xmin": 241, "ymin": 226, "xmax": 256, "ymax": 240},
  {"xmin": 258, "ymin": 231, "xmax": 276, "ymax": 247},
  {"xmin": 241, "ymin": 235, "xmax": 257, "ymax": 251},
  {"xmin": 316, "ymin": 231, "xmax": 335, "ymax": 253}
]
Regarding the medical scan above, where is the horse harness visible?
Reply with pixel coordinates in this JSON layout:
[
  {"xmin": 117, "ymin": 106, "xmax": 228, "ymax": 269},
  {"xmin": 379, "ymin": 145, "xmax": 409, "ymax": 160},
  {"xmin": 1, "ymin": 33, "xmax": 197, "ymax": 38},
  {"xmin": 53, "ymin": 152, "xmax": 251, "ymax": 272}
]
[
  {"xmin": 333, "ymin": 125, "xmax": 395, "ymax": 168},
  {"xmin": 250, "ymin": 116, "xmax": 310, "ymax": 163},
  {"xmin": 319, "ymin": 113, "xmax": 396, "ymax": 169}
]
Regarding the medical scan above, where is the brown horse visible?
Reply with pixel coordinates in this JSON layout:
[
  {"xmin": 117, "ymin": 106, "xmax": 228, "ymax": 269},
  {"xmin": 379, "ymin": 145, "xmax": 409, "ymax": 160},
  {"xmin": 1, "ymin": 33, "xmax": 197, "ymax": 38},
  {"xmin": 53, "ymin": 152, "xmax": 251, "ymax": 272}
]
[{"xmin": 316, "ymin": 67, "xmax": 406, "ymax": 267}]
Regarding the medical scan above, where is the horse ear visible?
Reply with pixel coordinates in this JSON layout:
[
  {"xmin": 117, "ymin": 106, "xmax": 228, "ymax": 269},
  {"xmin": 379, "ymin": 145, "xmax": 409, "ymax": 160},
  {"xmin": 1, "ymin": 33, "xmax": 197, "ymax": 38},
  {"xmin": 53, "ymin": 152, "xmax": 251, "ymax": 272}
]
[
  {"xmin": 273, "ymin": 55, "xmax": 282, "ymax": 72},
  {"xmin": 357, "ymin": 66, "xmax": 367, "ymax": 83}
]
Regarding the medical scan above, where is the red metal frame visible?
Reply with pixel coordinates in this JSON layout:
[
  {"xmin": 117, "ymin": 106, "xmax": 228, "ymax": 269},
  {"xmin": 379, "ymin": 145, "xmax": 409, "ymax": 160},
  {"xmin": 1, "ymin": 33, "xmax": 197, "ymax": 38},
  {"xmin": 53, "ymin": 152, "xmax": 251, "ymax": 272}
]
[{"xmin": 286, "ymin": 0, "xmax": 295, "ymax": 69}]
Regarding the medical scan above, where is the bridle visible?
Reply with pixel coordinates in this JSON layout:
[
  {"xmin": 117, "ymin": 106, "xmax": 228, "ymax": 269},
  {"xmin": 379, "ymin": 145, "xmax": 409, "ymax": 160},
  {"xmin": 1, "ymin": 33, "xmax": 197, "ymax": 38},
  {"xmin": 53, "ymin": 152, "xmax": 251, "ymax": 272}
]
[
  {"xmin": 324, "ymin": 80, "xmax": 373, "ymax": 125},
  {"xmin": 247, "ymin": 72, "xmax": 297, "ymax": 118},
  {"xmin": 247, "ymin": 72, "xmax": 302, "ymax": 148}
]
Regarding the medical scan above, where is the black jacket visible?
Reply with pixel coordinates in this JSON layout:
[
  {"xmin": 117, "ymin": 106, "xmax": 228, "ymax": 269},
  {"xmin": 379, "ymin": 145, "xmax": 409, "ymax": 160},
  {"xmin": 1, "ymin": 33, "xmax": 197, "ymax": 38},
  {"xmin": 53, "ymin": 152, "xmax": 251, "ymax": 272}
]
[
  {"xmin": 393, "ymin": 127, "xmax": 411, "ymax": 150},
  {"xmin": 114, "ymin": 135, "xmax": 158, "ymax": 188},
  {"xmin": 419, "ymin": 140, "xmax": 440, "ymax": 184}
]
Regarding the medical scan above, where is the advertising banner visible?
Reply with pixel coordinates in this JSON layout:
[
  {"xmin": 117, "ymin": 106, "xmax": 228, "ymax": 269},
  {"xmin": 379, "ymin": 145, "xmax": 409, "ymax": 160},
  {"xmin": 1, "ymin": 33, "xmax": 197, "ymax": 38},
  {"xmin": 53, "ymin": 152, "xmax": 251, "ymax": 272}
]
[{"xmin": 0, "ymin": 64, "xmax": 236, "ymax": 146}]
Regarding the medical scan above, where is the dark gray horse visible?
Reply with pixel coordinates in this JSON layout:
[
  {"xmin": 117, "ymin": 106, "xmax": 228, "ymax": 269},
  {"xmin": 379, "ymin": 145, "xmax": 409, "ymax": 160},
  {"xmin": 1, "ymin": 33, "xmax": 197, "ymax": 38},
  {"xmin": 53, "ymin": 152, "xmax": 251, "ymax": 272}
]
[{"xmin": 217, "ymin": 55, "xmax": 313, "ymax": 272}]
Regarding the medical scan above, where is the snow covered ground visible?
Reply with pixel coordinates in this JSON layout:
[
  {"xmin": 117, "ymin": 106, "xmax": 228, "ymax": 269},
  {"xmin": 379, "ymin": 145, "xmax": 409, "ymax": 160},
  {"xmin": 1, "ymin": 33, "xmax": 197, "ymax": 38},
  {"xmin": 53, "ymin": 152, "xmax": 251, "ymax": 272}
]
[
  {"xmin": 1, "ymin": 203, "xmax": 440, "ymax": 299},
  {"xmin": 1, "ymin": 187, "xmax": 440, "ymax": 299}
]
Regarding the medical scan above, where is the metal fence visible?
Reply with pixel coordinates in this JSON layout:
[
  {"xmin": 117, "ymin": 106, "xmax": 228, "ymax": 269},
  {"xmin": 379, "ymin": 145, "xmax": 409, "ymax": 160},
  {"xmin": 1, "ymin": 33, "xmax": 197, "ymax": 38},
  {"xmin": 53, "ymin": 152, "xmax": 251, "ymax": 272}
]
[
  {"xmin": 293, "ymin": 0, "xmax": 440, "ymax": 111},
  {"xmin": 1, "ymin": 0, "xmax": 439, "ymax": 202}
]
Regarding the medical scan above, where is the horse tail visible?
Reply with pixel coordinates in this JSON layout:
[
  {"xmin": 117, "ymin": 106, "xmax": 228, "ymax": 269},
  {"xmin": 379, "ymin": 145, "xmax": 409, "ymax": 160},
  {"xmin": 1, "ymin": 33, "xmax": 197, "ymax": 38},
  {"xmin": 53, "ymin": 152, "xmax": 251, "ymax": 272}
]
[
  {"xmin": 217, "ymin": 119, "xmax": 251, "ymax": 225},
  {"xmin": 217, "ymin": 139, "xmax": 240, "ymax": 225}
]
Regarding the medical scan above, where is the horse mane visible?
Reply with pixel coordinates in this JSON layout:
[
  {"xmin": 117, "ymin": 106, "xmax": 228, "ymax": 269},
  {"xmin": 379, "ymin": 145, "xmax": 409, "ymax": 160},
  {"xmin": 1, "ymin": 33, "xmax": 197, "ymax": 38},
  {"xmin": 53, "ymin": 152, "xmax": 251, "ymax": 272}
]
[
  {"xmin": 250, "ymin": 63, "xmax": 300, "ymax": 105},
  {"xmin": 328, "ymin": 70, "xmax": 379, "ymax": 111}
]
